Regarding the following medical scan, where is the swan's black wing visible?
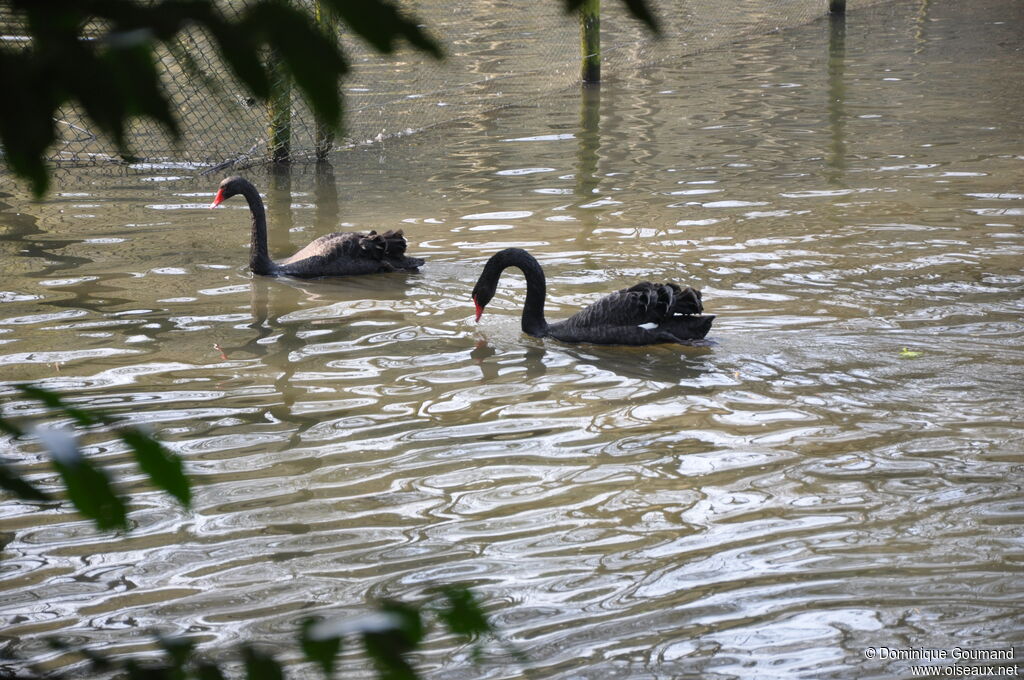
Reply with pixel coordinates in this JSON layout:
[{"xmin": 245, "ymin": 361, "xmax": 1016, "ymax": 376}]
[
  {"xmin": 564, "ymin": 282, "xmax": 703, "ymax": 327},
  {"xmin": 279, "ymin": 229, "xmax": 422, "ymax": 277},
  {"xmin": 547, "ymin": 282, "xmax": 712, "ymax": 345}
]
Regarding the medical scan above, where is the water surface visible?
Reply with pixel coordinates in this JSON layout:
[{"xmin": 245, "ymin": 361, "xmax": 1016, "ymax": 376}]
[{"xmin": 1, "ymin": 1, "xmax": 1022, "ymax": 678}]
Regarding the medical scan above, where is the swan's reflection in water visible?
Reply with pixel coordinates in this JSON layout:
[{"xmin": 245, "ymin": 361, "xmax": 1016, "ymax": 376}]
[
  {"xmin": 313, "ymin": 161, "xmax": 340, "ymax": 233},
  {"xmin": 561, "ymin": 343, "xmax": 714, "ymax": 385},
  {"xmin": 471, "ymin": 335, "xmax": 549, "ymax": 382},
  {"xmin": 471, "ymin": 333, "xmax": 714, "ymax": 385}
]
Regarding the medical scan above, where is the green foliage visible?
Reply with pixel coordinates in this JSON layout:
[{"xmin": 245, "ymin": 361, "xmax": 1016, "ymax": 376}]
[
  {"xmin": 324, "ymin": 0, "xmax": 444, "ymax": 57},
  {"xmin": 31, "ymin": 587, "xmax": 494, "ymax": 680},
  {"xmin": 195, "ymin": 661, "xmax": 228, "ymax": 680},
  {"xmin": 0, "ymin": 0, "xmax": 441, "ymax": 197},
  {"xmin": 121, "ymin": 426, "xmax": 192, "ymax": 506},
  {"xmin": 300, "ymin": 618, "xmax": 343, "ymax": 676},
  {"xmin": 159, "ymin": 635, "xmax": 199, "ymax": 680},
  {"xmin": 18, "ymin": 383, "xmax": 105, "ymax": 427},
  {"xmin": 435, "ymin": 585, "xmax": 491, "ymax": 638},
  {"xmin": 242, "ymin": 646, "xmax": 286, "ymax": 680},
  {"xmin": 50, "ymin": 448, "xmax": 129, "ymax": 531},
  {"xmin": 2, "ymin": 389, "xmax": 499, "ymax": 678},
  {"xmin": 362, "ymin": 602, "xmax": 424, "ymax": 680},
  {"xmin": 297, "ymin": 589, "xmax": 496, "ymax": 679},
  {"xmin": 0, "ymin": 384, "xmax": 190, "ymax": 531},
  {"xmin": 564, "ymin": 0, "xmax": 660, "ymax": 33},
  {"xmin": 0, "ymin": 0, "xmax": 655, "ymax": 197},
  {"xmin": 47, "ymin": 638, "xmax": 115, "ymax": 672},
  {"xmin": 0, "ymin": 459, "xmax": 50, "ymax": 501}
]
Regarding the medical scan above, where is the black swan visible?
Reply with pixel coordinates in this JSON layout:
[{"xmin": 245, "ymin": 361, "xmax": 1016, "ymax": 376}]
[
  {"xmin": 210, "ymin": 176, "xmax": 424, "ymax": 278},
  {"xmin": 472, "ymin": 248, "xmax": 714, "ymax": 345}
]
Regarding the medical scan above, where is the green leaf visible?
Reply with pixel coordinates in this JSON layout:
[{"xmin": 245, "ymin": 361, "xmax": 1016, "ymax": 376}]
[
  {"xmin": 202, "ymin": 14, "xmax": 271, "ymax": 101},
  {"xmin": 51, "ymin": 451, "xmax": 128, "ymax": 532},
  {"xmin": 362, "ymin": 631, "xmax": 417, "ymax": 680},
  {"xmin": 361, "ymin": 603, "xmax": 424, "ymax": 680},
  {"xmin": 617, "ymin": 0, "xmax": 660, "ymax": 33},
  {"xmin": 195, "ymin": 661, "xmax": 227, "ymax": 680},
  {"xmin": 242, "ymin": 646, "xmax": 285, "ymax": 680},
  {"xmin": 121, "ymin": 427, "xmax": 191, "ymax": 508},
  {"xmin": 65, "ymin": 41, "xmax": 180, "ymax": 156},
  {"xmin": 0, "ymin": 37, "xmax": 59, "ymax": 197},
  {"xmin": 48, "ymin": 638, "xmax": 114, "ymax": 671},
  {"xmin": 125, "ymin": 658, "xmax": 172, "ymax": 680},
  {"xmin": 107, "ymin": 43, "xmax": 180, "ymax": 139},
  {"xmin": 0, "ymin": 414, "xmax": 26, "ymax": 439},
  {"xmin": 16, "ymin": 384, "xmax": 104, "ymax": 427},
  {"xmin": 435, "ymin": 586, "xmax": 490, "ymax": 638},
  {"xmin": 380, "ymin": 601, "xmax": 424, "ymax": 647},
  {"xmin": 300, "ymin": 617, "xmax": 342, "ymax": 676},
  {"xmin": 245, "ymin": 3, "xmax": 348, "ymax": 130},
  {"xmin": 156, "ymin": 635, "xmax": 196, "ymax": 676},
  {"xmin": 0, "ymin": 462, "xmax": 51, "ymax": 502},
  {"xmin": 563, "ymin": 0, "xmax": 660, "ymax": 33},
  {"xmin": 322, "ymin": 0, "xmax": 442, "ymax": 58}
]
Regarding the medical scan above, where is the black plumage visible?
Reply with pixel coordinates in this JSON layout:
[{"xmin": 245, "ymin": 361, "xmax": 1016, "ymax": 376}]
[
  {"xmin": 471, "ymin": 248, "xmax": 714, "ymax": 345},
  {"xmin": 210, "ymin": 176, "xmax": 423, "ymax": 278}
]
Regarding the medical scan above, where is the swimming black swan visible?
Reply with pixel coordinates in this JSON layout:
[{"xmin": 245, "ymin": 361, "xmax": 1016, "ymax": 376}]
[
  {"xmin": 472, "ymin": 248, "xmax": 714, "ymax": 345},
  {"xmin": 210, "ymin": 176, "xmax": 424, "ymax": 278}
]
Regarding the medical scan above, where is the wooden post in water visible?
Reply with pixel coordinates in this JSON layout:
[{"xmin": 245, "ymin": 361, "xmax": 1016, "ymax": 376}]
[
  {"xmin": 829, "ymin": 0, "xmax": 846, "ymax": 14},
  {"xmin": 826, "ymin": 11, "xmax": 847, "ymax": 183},
  {"xmin": 314, "ymin": 0, "xmax": 337, "ymax": 161},
  {"xmin": 267, "ymin": 47, "xmax": 292, "ymax": 163},
  {"xmin": 580, "ymin": 0, "xmax": 601, "ymax": 84}
]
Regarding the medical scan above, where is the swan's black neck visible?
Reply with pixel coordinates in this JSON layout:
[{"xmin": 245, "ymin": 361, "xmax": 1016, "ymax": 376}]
[
  {"xmin": 480, "ymin": 248, "xmax": 549, "ymax": 337},
  {"xmin": 237, "ymin": 180, "xmax": 276, "ymax": 275}
]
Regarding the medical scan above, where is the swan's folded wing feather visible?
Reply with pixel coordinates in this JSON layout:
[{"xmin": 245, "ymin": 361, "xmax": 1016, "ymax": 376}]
[
  {"xmin": 280, "ymin": 231, "xmax": 365, "ymax": 264},
  {"xmin": 562, "ymin": 282, "xmax": 703, "ymax": 330},
  {"xmin": 282, "ymin": 230, "xmax": 411, "ymax": 264},
  {"xmin": 379, "ymin": 229, "xmax": 408, "ymax": 257}
]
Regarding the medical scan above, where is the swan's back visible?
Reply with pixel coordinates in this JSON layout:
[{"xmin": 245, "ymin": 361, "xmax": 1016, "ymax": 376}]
[
  {"xmin": 278, "ymin": 229, "xmax": 423, "ymax": 278},
  {"xmin": 281, "ymin": 231, "xmax": 363, "ymax": 263},
  {"xmin": 548, "ymin": 282, "xmax": 713, "ymax": 345}
]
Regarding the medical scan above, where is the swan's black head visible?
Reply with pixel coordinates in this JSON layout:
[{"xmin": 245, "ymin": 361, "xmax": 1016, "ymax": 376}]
[
  {"xmin": 210, "ymin": 176, "xmax": 248, "ymax": 208},
  {"xmin": 471, "ymin": 283, "xmax": 494, "ymax": 322},
  {"xmin": 472, "ymin": 248, "xmax": 539, "ymax": 322}
]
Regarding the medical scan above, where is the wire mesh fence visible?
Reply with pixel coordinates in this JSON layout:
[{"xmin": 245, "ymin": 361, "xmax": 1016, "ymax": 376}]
[{"xmin": 2, "ymin": 0, "xmax": 891, "ymax": 173}]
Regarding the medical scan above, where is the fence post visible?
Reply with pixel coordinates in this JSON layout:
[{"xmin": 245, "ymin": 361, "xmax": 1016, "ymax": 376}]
[
  {"xmin": 829, "ymin": 0, "xmax": 846, "ymax": 14},
  {"xmin": 827, "ymin": 11, "xmax": 847, "ymax": 181},
  {"xmin": 267, "ymin": 47, "xmax": 292, "ymax": 163},
  {"xmin": 314, "ymin": 0, "xmax": 337, "ymax": 160},
  {"xmin": 580, "ymin": 0, "xmax": 600, "ymax": 84},
  {"xmin": 574, "ymin": 84, "xmax": 601, "ymax": 243}
]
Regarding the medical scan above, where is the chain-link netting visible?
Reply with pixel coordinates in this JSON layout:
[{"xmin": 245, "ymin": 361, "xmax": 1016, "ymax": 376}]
[{"xmin": 2, "ymin": 0, "xmax": 891, "ymax": 171}]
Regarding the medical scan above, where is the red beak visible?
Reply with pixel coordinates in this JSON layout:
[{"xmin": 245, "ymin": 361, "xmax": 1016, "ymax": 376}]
[
  {"xmin": 209, "ymin": 188, "xmax": 226, "ymax": 209},
  {"xmin": 473, "ymin": 297, "xmax": 484, "ymax": 322}
]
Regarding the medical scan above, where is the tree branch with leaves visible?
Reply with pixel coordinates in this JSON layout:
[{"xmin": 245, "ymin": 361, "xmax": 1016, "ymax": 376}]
[{"xmin": 0, "ymin": 0, "xmax": 656, "ymax": 197}]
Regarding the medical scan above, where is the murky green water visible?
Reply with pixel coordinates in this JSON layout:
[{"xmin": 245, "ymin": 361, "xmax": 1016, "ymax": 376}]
[{"xmin": 2, "ymin": 1, "xmax": 1023, "ymax": 678}]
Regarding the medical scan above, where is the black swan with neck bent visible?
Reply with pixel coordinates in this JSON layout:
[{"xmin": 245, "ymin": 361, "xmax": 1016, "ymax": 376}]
[
  {"xmin": 210, "ymin": 176, "xmax": 423, "ymax": 278},
  {"xmin": 471, "ymin": 248, "xmax": 714, "ymax": 346}
]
